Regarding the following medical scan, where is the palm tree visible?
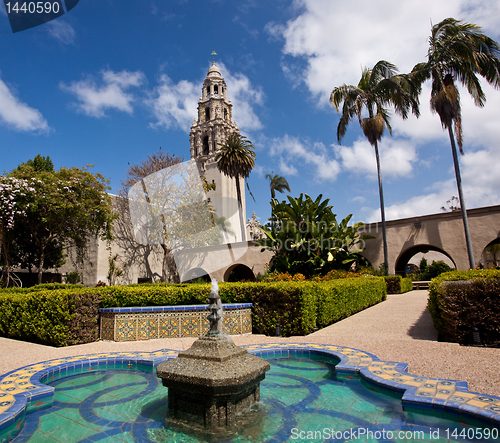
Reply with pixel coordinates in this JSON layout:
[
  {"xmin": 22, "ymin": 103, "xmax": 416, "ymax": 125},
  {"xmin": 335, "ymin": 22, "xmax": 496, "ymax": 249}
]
[
  {"xmin": 216, "ymin": 132, "xmax": 256, "ymax": 241},
  {"xmin": 331, "ymin": 60, "xmax": 420, "ymax": 273},
  {"xmin": 265, "ymin": 173, "xmax": 290, "ymax": 230},
  {"xmin": 265, "ymin": 173, "xmax": 291, "ymax": 199},
  {"xmin": 411, "ymin": 18, "xmax": 500, "ymax": 269}
]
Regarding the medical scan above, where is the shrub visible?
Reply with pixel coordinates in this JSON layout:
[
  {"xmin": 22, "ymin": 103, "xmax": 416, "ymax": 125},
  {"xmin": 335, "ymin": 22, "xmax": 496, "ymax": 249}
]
[
  {"xmin": 428, "ymin": 269, "xmax": 500, "ymax": 336},
  {"xmin": 316, "ymin": 277, "xmax": 386, "ymax": 328},
  {"xmin": 385, "ymin": 276, "xmax": 413, "ymax": 294},
  {"xmin": 422, "ymin": 260, "xmax": 452, "ymax": 280},
  {"xmin": 0, "ymin": 288, "xmax": 99, "ymax": 346},
  {"xmin": 437, "ymin": 279, "xmax": 500, "ymax": 345},
  {"xmin": 0, "ymin": 278, "xmax": 388, "ymax": 345}
]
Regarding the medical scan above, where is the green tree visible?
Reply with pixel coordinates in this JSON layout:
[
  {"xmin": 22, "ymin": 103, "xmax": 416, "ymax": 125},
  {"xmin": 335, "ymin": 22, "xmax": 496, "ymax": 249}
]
[
  {"xmin": 411, "ymin": 18, "xmax": 500, "ymax": 269},
  {"xmin": 17, "ymin": 154, "xmax": 54, "ymax": 172},
  {"xmin": 485, "ymin": 242, "xmax": 500, "ymax": 267},
  {"xmin": 8, "ymin": 163, "xmax": 115, "ymax": 285},
  {"xmin": 265, "ymin": 173, "xmax": 290, "ymax": 199},
  {"xmin": 331, "ymin": 60, "xmax": 420, "ymax": 274},
  {"xmin": 258, "ymin": 193, "xmax": 372, "ymax": 276},
  {"xmin": 215, "ymin": 133, "xmax": 256, "ymax": 241},
  {"xmin": 0, "ymin": 176, "xmax": 32, "ymax": 286}
]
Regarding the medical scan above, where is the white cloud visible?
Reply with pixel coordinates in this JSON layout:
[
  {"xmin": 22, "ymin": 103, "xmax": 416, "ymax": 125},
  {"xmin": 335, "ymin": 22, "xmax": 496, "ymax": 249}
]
[
  {"xmin": 269, "ymin": 134, "xmax": 341, "ymax": 181},
  {"xmin": 61, "ymin": 70, "xmax": 145, "ymax": 117},
  {"xmin": 270, "ymin": 0, "xmax": 500, "ymax": 219},
  {"xmin": 47, "ymin": 20, "xmax": 75, "ymax": 44},
  {"xmin": 279, "ymin": 158, "xmax": 298, "ymax": 176},
  {"xmin": 147, "ymin": 63, "xmax": 263, "ymax": 133},
  {"xmin": 271, "ymin": 0, "xmax": 464, "ymax": 103},
  {"xmin": 147, "ymin": 75, "xmax": 199, "ymax": 132},
  {"xmin": 334, "ymin": 137, "xmax": 417, "ymax": 179},
  {"xmin": 0, "ymin": 76, "xmax": 49, "ymax": 132}
]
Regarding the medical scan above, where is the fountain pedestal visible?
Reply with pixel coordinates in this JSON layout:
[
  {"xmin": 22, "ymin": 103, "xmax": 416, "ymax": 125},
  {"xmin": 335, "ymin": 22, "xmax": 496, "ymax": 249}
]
[{"xmin": 156, "ymin": 280, "xmax": 270, "ymax": 438}]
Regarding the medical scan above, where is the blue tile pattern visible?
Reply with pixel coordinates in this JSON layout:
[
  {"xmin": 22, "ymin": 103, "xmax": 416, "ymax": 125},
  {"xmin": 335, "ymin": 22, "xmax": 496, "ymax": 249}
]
[{"xmin": 1, "ymin": 342, "xmax": 499, "ymax": 442}]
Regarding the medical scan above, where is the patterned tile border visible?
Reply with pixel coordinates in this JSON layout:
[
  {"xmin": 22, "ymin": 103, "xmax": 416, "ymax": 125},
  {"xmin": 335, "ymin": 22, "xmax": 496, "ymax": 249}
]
[
  {"xmin": 1, "ymin": 342, "xmax": 499, "ymax": 441},
  {"xmin": 100, "ymin": 304, "xmax": 252, "ymax": 341}
]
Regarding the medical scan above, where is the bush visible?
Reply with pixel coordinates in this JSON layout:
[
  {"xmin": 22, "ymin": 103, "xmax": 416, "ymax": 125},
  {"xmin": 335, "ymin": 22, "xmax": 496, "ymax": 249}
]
[
  {"xmin": 0, "ymin": 278, "xmax": 388, "ymax": 345},
  {"xmin": 385, "ymin": 276, "xmax": 413, "ymax": 294},
  {"xmin": 0, "ymin": 288, "xmax": 99, "ymax": 346},
  {"xmin": 437, "ymin": 279, "xmax": 500, "ymax": 345},
  {"xmin": 422, "ymin": 260, "xmax": 452, "ymax": 280},
  {"xmin": 316, "ymin": 277, "xmax": 386, "ymax": 328},
  {"xmin": 428, "ymin": 269, "xmax": 500, "ymax": 337}
]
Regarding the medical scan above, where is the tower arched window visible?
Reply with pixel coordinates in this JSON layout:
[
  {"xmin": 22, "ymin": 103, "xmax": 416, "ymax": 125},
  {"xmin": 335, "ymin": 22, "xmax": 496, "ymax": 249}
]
[
  {"xmin": 224, "ymin": 108, "xmax": 228, "ymax": 120},
  {"xmin": 206, "ymin": 86, "xmax": 210, "ymax": 96},
  {"xmin": 203, "ymin": 136, "xmax": 209, "ymax": 156},
  {"xmin": 205, "ymin": 107, "xmax": 210, "ymax": 121},
  {"xmin": 214, "ymin": 85, "xmax": 219, "ymax": 95}
]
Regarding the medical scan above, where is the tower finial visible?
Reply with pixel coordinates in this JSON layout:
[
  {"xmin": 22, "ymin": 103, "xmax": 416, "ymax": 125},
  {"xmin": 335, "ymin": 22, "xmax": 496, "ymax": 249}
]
[{"xmin": 211, "ymin": 50, "xmax": 217, "ymax": 64}]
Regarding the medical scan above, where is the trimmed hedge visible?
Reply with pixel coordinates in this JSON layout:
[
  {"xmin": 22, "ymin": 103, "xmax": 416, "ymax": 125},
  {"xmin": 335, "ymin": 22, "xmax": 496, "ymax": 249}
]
[
  {"xmin": 385, "ymin": 276, "xmax": 413, "ymax": 294},
  {"xmin": 0, "ymin": 278, "xmax": 387, "ymax": 346},
  {"xmin": 0, "ymin": 289, "xmax": 100, "ymax": 347},
  {"xmin": 428, "ymin": 269, "xmax": 500, "ymax": 341},
  {"xmin": 316, "ymin": 277, "xmax": 386, "ymax": 328},
  {"xmin": 437, "ymin": 279, "xmax": 500, "ymax": 345}
]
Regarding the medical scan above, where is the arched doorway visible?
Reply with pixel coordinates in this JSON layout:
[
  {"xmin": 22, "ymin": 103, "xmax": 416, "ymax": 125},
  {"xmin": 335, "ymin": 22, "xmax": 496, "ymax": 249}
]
[
  {"xmin": 224, "ymin": 264, "xmax": 255, "ymax": 282},
  {"xmin": 480, "ymin": 238, "xmax": 500, "ymax": 268},
  {"xmin": 395, "ymin": 245, "xmax": 456, "ymax": 276}
]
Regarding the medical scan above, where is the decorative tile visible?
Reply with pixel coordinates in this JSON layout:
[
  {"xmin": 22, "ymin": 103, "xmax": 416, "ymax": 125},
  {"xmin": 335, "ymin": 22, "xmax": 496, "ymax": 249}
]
[
  {"xmin": 99, "ymin": 304, "xmax": 253, "ymax": 341},
  {"xmin": 159, "ymin": 317, "xmax": 180, "ymax": 338}
]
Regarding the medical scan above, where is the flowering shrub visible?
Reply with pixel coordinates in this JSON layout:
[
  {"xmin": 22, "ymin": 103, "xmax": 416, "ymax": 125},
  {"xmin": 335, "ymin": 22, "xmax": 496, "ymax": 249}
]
[
  {"xmin": 260, "ymin": 272, "xmax": 306, "ymax": 282},
  {"xmin": 0, "ymin": 177, "xmax": 34, "ymax": 230}
]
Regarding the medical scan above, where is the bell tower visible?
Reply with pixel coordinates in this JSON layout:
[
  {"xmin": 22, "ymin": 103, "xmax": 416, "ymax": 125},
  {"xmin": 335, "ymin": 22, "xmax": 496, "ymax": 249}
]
[{"xmin": 189, "ymin": 62, "xmax": 246, "ymax": 242}]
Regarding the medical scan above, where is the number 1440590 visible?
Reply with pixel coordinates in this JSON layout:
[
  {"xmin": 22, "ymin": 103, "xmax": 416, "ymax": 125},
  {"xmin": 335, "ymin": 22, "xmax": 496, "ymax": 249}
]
[{"xmin": 5, "ymin": 2, "xmax": 60, "ymax": 14}]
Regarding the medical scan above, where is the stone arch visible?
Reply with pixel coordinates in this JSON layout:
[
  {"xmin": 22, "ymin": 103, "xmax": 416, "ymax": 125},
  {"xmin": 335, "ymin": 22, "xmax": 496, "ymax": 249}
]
[
  {"xmin": 480, "ymin": 237, "xmax": 500, "ymax": 268},
  {"xmin": 395, "ymin": 244, "xmax": 456, "ymax": 276},
  {"xmin": 223, "ymin": 264, "xmax": 255, "ymax": 282},
  {"xmin": 183, "ymin": 268, "xmax": 211, "ymax": 283}
]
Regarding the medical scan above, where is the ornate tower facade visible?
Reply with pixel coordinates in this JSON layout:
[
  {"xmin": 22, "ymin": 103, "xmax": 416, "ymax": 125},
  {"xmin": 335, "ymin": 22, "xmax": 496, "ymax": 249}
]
[{"xmin": 189, "ymin": 62, "xmax": 246, "ymax": 242}]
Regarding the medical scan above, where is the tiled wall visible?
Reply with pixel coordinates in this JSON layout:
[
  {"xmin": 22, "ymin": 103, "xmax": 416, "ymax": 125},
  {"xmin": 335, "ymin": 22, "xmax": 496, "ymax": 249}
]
[{"xmin": 100, "ymin": 304, "xmax": 252, "ymax": 341}]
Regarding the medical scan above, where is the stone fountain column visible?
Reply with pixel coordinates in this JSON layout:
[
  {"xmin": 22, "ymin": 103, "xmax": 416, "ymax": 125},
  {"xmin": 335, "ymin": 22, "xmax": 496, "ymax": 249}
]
[{"xmin": 156, "ymin": 279, "xmax": 270, "ymax": 438}]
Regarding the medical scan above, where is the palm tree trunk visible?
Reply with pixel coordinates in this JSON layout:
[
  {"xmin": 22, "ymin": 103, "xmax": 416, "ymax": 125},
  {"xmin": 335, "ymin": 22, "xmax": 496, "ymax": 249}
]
[
  {"xmin": 448, "ymin": 125, "xmax": 476, "ymax": 269},
  {"xmin": 374, "ymin": 141, "xmax": 389, "ymax": 274},
  {"xmin": 235, "ymin": 176, "xmax": 246, "ymax": 241}
]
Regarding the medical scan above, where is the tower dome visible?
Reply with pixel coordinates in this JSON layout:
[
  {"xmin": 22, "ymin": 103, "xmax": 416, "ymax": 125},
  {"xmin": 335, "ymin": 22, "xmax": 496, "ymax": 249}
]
[{"xmin": 207, "ymin": 61, "xmax": 222, "ymax": 78}]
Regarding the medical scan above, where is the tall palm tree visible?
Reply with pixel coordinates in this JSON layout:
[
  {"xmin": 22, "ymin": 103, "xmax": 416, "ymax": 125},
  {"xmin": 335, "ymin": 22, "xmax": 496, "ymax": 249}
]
[
  {"xmin": 331, "ymin": 60, "xmax": 420, "ymax": 273},
  {"xmin": 216, "ymin": 132, "xmax": 256, "ymax": 241},
  {"xmin": 265, "ymin": 173, "xmax": 290, "ymax": 229},
  {"xmin": 411, "ymin": 18, "xmax": 500, "ymax": 269},
  {"xmin": 265, "ymin": 173, "xmax": 290, "ymax": 199}
]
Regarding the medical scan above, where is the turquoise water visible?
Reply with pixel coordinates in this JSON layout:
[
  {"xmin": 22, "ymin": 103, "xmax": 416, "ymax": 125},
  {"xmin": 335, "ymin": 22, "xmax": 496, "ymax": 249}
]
[{"xmin": 8, "ymin": 355, "xmax": 498, "ymax": 442}]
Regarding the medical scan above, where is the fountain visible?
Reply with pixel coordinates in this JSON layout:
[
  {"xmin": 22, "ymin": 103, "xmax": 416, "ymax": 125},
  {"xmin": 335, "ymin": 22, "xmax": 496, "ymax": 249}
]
[{"xmin": 156, "ymin": 279, "xmax": 270, "ymax": 439}]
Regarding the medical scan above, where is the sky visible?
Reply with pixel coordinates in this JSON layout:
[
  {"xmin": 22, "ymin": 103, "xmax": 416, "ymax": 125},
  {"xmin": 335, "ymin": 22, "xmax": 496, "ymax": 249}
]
[{"xmin": 1, "ymin": 0, "xmax": 500, "ymax": 231}]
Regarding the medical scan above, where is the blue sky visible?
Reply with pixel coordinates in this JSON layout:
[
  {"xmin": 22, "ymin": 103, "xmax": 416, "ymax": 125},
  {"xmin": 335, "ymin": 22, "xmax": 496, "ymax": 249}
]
[{"xmin": 1, "ymin": 0, "xmax": 500, "ymax": 229}]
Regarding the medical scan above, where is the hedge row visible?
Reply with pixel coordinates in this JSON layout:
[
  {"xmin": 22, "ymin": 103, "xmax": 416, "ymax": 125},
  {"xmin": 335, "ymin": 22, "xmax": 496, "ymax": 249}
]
[
  {"xmin": 437, "ymin": 279, "xmax": 500, "ymax": 346},
  {"xmin": 0, "ymin": 278, "xmax": 387, "ymax": 346},
  {"xmin": 384, "ymin": 276, "xmax": 413, "ymax": 294},
  {"xmin": 428, "ymin": 269, "xmax": 500, "ymax": 342}
]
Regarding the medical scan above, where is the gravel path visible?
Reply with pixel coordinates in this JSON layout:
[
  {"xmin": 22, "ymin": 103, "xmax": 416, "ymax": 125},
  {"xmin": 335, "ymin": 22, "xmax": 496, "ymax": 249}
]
[{"xmin": 1, "ymin": 290, "xmax": 499, "ymax": 397}]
